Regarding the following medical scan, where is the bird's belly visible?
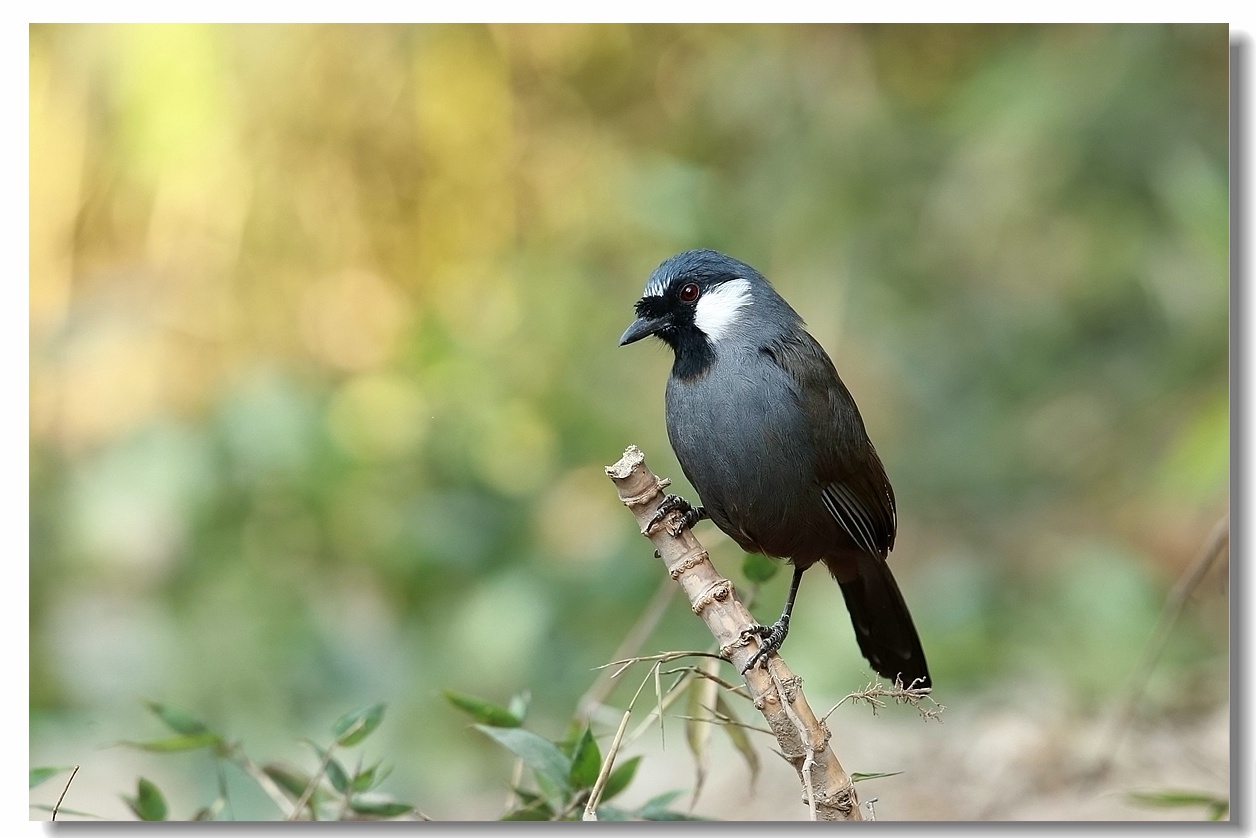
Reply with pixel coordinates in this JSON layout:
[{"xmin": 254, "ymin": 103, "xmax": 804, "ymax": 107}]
[{"xmin": 665, "ymin": 362, "xmax": 825, "ymax": 561}]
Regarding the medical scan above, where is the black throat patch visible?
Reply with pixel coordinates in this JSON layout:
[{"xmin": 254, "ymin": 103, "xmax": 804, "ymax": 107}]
[
  {"xmin": 634, "ymin": 293, "xmax": 714, "ymax": 380},
  {"xmin": 669, "ymin": 330, "xmax": 715, "ymax": 381}
]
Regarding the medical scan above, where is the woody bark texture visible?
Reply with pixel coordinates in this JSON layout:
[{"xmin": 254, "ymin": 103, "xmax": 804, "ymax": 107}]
[{"xmin": 605, "ymin": 445, "xmax": 863, "ymax": 821}]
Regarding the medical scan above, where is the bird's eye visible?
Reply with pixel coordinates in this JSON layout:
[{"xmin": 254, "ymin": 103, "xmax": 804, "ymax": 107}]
[{"xmin": 678, "ymin": 282, "xmax": 701, "ymax": 303}]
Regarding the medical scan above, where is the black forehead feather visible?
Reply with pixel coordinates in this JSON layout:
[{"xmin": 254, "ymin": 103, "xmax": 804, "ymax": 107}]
[{"xmin": 633, "ymin": 294, "xmax": 669, "ymax": 319}]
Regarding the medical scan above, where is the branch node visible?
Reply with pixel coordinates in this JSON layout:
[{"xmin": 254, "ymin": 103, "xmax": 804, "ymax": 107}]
[
  {"xmin": 622, "ymin": 476, "xmax": 671, "ymax": 512},
  {"xmin": 831, "ymin": 783, "xmax": 857, "ymax": 816},
  {"xmin": 718, "ymin": 632, "xmax": 754, "ymax": 661},
  {"xmin": 690, "ymin": 579, "xmax": 733, "ymax": 614},
  {"xmin": 813, "ymin": 723, "xmax": 832, "ymax": 753},
  {"xmin": 778, "ymin": 674, "xmax": 803, "ymax": 702},
  {"xmin": 667, "ymin": 548, "xmax": 709, "ymax": 580},
  {"xmin": 688, "ymin": 580, "xmax": 733, "ymax": 613}
]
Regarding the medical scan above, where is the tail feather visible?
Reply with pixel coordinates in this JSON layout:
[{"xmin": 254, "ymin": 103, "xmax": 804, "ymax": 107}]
[{"xmin": 835, "ymin": 554, "xmax": 931, "ymax": 690}]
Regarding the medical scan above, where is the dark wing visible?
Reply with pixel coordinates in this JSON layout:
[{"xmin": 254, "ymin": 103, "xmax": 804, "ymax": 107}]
[
  {"xmin": 762, "ymin": 331, "xmax": 897, "ymax": 558},
  {"xmin": 819, "ymin": 450, "xmax": 896, "ymax": 558}
]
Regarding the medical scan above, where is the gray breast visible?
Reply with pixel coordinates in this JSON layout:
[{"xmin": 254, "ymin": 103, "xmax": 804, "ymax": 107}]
[{"xmin": 664, "ymin": 347, "xmax": 823, "ymax": 560}]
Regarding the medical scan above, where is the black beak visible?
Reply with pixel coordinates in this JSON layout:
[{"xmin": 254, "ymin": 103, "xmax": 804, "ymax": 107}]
[{"xmin": 619, "ymin": 315, "xmax": 665, "ymax": 346}]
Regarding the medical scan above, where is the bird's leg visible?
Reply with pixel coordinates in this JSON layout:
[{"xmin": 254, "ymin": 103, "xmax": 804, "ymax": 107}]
[
  {"xmin": 742, "ymin": 563, "xmax": 805, "ymax": 673},
  {"xmin": 645, "ymin": 494, "xmax": 708, "ymax": 537}
]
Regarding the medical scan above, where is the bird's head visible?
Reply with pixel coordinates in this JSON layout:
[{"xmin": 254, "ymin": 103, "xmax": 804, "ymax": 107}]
[{"xmin": 620, "ymin": 250, "xmax": 789, "ymax": 367}]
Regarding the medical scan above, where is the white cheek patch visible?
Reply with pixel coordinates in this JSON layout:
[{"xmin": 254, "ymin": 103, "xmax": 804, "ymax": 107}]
[{"xmin": 694, "ymin": 278, "xmax": 752, "ymax": 342}]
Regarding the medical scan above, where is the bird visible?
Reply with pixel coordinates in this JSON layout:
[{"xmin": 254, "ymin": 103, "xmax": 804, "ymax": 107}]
[{"xmin": 619, "ymin": 249, "xmax": 930, "ymax": 689}]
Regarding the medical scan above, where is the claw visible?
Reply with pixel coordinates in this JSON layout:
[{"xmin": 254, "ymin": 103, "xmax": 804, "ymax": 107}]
[
  {"xmin": 741, "ymin": 619, "xmax": 790, "ymax": 673},
  {"xmin": 646, "ymin": 494, "xmax": 707, "ymax": 536}
]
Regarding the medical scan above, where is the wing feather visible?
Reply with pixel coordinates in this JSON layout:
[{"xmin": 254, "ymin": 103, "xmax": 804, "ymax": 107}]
[{"xmin": 762, "ymin": 331, "xmax": 897, "ymax": 558}]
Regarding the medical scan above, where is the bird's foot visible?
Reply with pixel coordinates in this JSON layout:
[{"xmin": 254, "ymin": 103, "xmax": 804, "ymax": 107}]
[
  {"xmin": 741, "ymin": 619, "xmax": 790, "ymax": 673},
  {"xmin": 646, "ymin": 494, "xmax": 707, "ymax": 537}
]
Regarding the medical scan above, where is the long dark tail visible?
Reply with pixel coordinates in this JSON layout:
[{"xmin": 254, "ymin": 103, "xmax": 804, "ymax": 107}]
[{"xmin": 836, "ymin": 553, "xmax": 931, "ymax": 690}]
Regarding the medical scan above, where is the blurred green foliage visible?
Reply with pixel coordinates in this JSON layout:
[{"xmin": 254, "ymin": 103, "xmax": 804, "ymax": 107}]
[
  {"xmin": 31, "ymin": 700, "xmax": 421, "ymax": 820},
  {"xmin": 30, "ymin": 23, "xmax": 1227, "ymax": 818}
]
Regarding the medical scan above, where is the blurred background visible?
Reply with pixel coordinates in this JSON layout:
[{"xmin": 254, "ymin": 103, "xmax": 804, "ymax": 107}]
[{"xmin": 29, "ymin": 23, "xmax": 1229, "ymax": 820}]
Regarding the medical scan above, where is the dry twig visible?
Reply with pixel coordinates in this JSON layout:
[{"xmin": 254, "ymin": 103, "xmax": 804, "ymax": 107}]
[
  {"xmin": 51, "ymin": 765, "xmax": 80, "ymax": 821},
  {"xmin": 605, "ymin": 445, "xmax": 863, "ymax": 821},
  {"xmin": 826, "ymin": 677, "xmax": 945, "ymax": 723},
  {"xmin": 583, "ymin": 667, "xmax": 655, "ymax": 820},
  {"xmin": 577, "ymin": 578, "xmax": 676, "ymax": 721},
  {"xmin": 1092, "ymin": 514, "xmax": 1230, "ymax": 775}
]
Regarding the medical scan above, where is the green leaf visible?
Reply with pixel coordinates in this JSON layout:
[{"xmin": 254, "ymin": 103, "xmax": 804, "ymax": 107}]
[
  {"xmin": 30, "ymin": 766, "xmax": 74, "ymax": 789},
  {"xmin": 348, "ymin": 795, "xmax": 415, "ymax": 818},
  {"xmin": 741, "ymin": 553, "xmax": 779, "ymax": 583},
  {"xmin": 28, "ymin": 804, "xmax": 103, "ymax": 819},
  {"xmin": 599, "ymin": 755, "xmax": 641, "ymax": 802},
  {"xmin": 332, "ymin": 703, "xmax": 385, "ymax": 747},
  {"xmin": 123, "ymin": 777, "xmax": 168, "ymax": 821},
  {"xmin": 637, "ymin": 789, "xmax": 709, "ymax": 820},
  {"xmin": 568, "ymin": 726, "xmax": 602, "ymax": 791},
  {"xmin": 145, "ymin": 701, "xmax": 210, "ymax": 736},
  {"xmin": 326, "ymin": 759, "xmax": 350, "ymax": 795},
  {"xmin": 716, "ymin": 694, "xmax": 759, "ymax": 788},
  {"xmin": 261, "ymin": 763, "xmax": 329, "ymax": 818},
  {"xmin": 592, "ymin": 804, "xmax": 633, "ymax": 821},
  {"xmin": 643, "ymin": 809, "xmax": 710, "ymax": 821},
  {"xmin": 556, "ymin": 718, "xmax": 585, "ymax": 756},
  {"xmin": 852, "ymin": 770, "xmax": 903, "ymax": 783},
  {"xmin": 637, "ymin": 789, "xmax": 683, "ymax": 818},
  {"xmin": 305, "ymin": 742, "xmax": 350, "ymax": 795},
  {"xmin": 1128, "ymin": 789, "xmax": 1228, "ymax": 809},
  {"xmin": 122, "ymin": 732, "xmax": 222, "ymax": 752},
  {"xmin": 443, "ymin": 690, "xmax": 522, "ymax": 727},
  {"xmin": 262, "ymin": 763, "xmax": 325, "ymax": 804},
  {"xmin": 533, "ymin": 769, "xmax": 565, "ymax": 805},
  {"xmin": 474, "ymin": 725, "xmax": 571, "ymax": 798},
  {"xmin": 510, "ymin": 787, "xmax": 543, "ymax": 805},
  {"xmin": 685, "ymin": 661, "xmax": 718, "ymax": 804},
  {"xmin": 502, "ymin": 800, "xmax": 554, "ymax": 820},
  {"xmin": 350, "ymin": 761, "xmax": 389, "ymax": 793}
]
